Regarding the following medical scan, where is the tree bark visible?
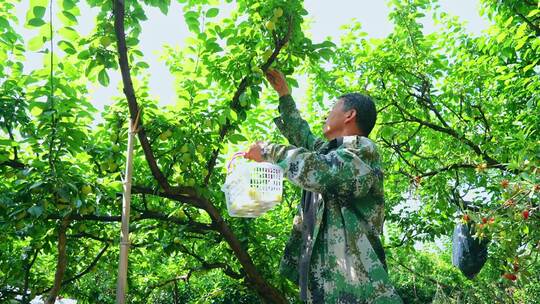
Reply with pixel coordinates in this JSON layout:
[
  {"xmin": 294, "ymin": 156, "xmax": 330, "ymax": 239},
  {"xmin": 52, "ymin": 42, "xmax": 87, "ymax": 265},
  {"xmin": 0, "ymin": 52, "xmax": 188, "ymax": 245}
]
[{"xmin": 45, "ymin": 217, "xmax": 70, "ymax": 304}]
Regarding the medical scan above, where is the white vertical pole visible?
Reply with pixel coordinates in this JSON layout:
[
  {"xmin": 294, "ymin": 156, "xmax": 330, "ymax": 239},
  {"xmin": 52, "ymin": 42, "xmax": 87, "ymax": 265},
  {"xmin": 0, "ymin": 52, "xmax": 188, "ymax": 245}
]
[{"xmin": 116, "ymin": 116, "xmax": 138, "ymax": 304}]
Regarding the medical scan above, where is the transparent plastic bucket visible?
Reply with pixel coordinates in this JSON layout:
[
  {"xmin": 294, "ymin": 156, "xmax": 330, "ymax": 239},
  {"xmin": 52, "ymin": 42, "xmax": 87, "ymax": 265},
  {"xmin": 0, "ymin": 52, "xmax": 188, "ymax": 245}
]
[{"xmin": 221, "ymin": 152, "xmax": 284, "ymax": 218}]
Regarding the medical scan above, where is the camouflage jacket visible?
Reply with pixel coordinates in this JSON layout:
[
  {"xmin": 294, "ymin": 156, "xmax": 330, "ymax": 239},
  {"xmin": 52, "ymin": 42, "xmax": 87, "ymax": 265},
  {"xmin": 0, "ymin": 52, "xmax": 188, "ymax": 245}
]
[{"xmin": 262, "ymin": 95, "xmax": 402, "ymax": 303}]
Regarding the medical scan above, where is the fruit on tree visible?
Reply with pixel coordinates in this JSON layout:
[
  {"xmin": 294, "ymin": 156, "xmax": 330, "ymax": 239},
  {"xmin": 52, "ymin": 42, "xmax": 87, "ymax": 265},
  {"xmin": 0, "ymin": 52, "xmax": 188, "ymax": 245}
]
[
  {"xmin": 462, "ymin": 214, "xmax": 470, "ymax": 223},
  {"xmin": 182, "ymin": 153, "xmax": 192, "ymax": 162},
  {"xmin": 522, "ymin": 210, "xmax": 529, "ymax": 220},
  {"xmin": 159, "ymin": 129, "xmax": 173, "ymax": 141},
  {"xmin": 100, "ymin": 36, "xmax": 112, "ymax": 47},
  {"xmin": 186, "ymin": 178, "xmax": 196, "ymax": 187},
  {"xmin": 81, "ymin": 185, "xmax": 92, "ymax": 196},
  {"xmin": 180, "ymin": 144, "xmax": 189, "ymax": 153},
  {"xmin": 266, "ymin": 20, "xmax": 275, "ymax": 31},
  {"xmin": 274, "ymin": 8, "xmax": 283, "ymax": 18}
]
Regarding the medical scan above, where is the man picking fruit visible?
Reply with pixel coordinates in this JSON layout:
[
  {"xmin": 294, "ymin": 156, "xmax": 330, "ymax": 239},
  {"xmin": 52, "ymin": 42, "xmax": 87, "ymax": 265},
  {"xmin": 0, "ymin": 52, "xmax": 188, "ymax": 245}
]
[{"xmin": 244, "ymin": 70, "xmax": 402, "ymax": 303}]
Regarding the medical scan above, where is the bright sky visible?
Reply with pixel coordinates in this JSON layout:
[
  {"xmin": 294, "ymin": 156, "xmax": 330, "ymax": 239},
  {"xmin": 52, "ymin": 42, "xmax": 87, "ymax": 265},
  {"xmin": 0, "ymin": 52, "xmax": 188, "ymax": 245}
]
[{"xmin": 14, "ymin": 0, "xmax": 490, "ymax": 116}]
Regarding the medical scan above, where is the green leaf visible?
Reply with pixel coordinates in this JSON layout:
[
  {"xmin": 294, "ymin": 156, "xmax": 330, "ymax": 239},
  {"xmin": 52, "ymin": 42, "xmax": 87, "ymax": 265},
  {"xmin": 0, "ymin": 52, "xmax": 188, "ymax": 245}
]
[
  {"xmin": 27, "ymin": 18, "xmax": 45, "ymax": 27},
  {"xmin": 0, "ymin": 139, "xmax": 15, "ymax": 146},
  {"xmin": 287, "ymin": 77, "xmax": 299, "ymax": 88},
  {"xmin": 58, "ymin": 26, "xmax": 79, "ymax": 40},
  {"xmin": 58, "ymin": 40, "xmax": 77, "ymax": 55},
  {"xmin": 157, "ymin": 0, "xmax": 170, "ymax": 14},
  {"xmin": 28, "ymin": 35, "xmax": 46, "ymax": 51},
  {"xmin": 98, "ymin": 69, "xmax": 110, "ymax": 86},
  {"xmin": 63, "ymin": 0, "xmax": 76, "ymax": 10},
  {"xmin": 33, "ymin": 6, "xmax": 46, "ymax": 19},
  {"xmin": 319, "ymin": 48, "xmax": 333, "ymax": 61},
  {"xmin": 136, "ymin": 61, "xmax": 150, "ymax": 69},
  {"xmin": 29, "ymin": 181, "xmax": 44, "ymax": 190},
  {"xmin": 230, "ymin": 109, "xmax": 238, "ymax": 121},
  {"xmin": 60, "ymin": 10, "xmax": 77, "ymax": 25},
  {"xmin": 126, "ymin": 37, "xmax": 139, "ymax": 47},
  {"xmin": 27, "ymin": 205, "xmax": 44, "ymax": 217},
  {"xmin": 77, "ymin": 49, "xmax": 90, "ymax": 60},
  {"xmin": 206, "ymin": 8, "xmax": 219, "ymax": 18},
  {"xmin": 228, "ymin": 133, "xmax": 247, "ymax": 143},
  {"xmin": 0, "ymin": 16, "xmax": 9, "ymax": 28}
]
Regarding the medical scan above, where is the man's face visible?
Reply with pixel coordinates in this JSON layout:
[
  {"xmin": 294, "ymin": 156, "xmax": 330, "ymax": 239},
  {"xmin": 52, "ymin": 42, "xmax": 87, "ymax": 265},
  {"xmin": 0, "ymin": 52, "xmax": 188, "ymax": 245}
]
[{"xmin": 323, "ymin": 99, "xmax": 347, "ymax": 140}]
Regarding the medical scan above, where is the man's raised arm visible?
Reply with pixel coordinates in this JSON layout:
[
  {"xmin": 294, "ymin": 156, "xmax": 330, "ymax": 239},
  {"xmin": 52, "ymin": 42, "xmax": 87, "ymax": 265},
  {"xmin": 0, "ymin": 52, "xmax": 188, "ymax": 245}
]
[{"xmin": 265, "ymin": 69, "xmax": 325, "ymax": 151}]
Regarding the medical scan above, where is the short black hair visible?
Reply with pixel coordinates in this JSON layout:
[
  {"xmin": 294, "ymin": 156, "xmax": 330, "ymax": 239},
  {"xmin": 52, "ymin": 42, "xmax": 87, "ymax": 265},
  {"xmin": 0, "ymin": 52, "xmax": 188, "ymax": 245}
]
[{"xmin": 339, "ymin": 93, "xmax": 377, "ymax": 136}]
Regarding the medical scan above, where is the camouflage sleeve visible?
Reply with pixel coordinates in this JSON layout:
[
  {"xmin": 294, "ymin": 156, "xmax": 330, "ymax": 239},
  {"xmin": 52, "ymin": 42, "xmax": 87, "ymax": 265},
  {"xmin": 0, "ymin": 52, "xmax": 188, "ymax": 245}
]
[
  {"xmin": 273, "ymin": 95, "xmax": 325, "ymax": 151},
  {"xmin": 262, "ymin": 143, "xmax": 375, "ymax": 196}
]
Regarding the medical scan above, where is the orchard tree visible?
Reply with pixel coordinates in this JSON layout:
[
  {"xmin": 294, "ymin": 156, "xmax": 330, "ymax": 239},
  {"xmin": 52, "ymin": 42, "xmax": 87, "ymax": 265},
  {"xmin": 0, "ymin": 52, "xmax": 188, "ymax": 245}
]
[
  {"xmin": 303, "ymin": 0, "xmax": 539, "ymax": 301},
  {"xmin": 1, "ymin": 0, "xmax": 539, "ymax": 303}
]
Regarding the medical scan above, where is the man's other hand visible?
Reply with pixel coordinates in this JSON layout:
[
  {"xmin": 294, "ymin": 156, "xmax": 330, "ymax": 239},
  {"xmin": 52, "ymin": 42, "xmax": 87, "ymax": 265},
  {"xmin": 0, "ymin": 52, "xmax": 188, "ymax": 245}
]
[
  {"xmin": 244, "ymin": 142, "xmax": 265, "ymax": 162},
  {"xmin": 265, "ymin": 69, "xmax": 290, "ymax": 97}
]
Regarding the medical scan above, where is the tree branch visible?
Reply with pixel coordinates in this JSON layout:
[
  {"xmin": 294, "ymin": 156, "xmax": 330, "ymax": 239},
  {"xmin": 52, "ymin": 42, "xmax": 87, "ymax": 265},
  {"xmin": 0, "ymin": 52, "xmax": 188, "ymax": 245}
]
[
  {"xmin": 0, "ymin": 159, "xmax": 25, "ymax": 169},
  {"xmin": 514, "ymin": 10, "xmax": 540, "ymax": 36},
  {"xmin": 113, "ymin": 0, "xmax": 170, "ymax": 192},
  {"xmin": 131, "ymin": 185, "xmax": 200, "ymax": 207},
  {"xmin": 388, "ymin": 255, "xmax": 451, "ymax": 289},
  {"xmin": 38, "ymin": 244, "xmax": 109, "ymax": 295},
  {"xmin": 22, "ymin": 248, "xmax": 40, "ymax": 304},
  {"xmin": 45, "ymin": 217, "xmax": 70, "ymax": 304},
  {"xmin": 203, "ymin": 16, "xmax": 294, "ymax": 186},
  {"xmin": 47, "ymin": 211, "xmax": 215, "ymax": 234},
  {"xmin": 391, "ymin": 99, "xmax": 506, "ymax": 170}
]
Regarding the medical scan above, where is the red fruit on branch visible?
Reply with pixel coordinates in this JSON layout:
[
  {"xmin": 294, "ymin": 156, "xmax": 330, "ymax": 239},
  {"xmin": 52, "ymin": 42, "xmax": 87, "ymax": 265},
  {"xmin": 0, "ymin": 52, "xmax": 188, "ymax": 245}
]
[
  {"xmin": 501, "ymin": 179, "xmax": 509, "ymax": 188},
  {"xmin": 482, "ymin": 217, "xmax": 488, "ymax": 224},
  {"xmin": 462, "ymin": 214, "xmax": 470, "ymax": 223},
  {"xmin": 503, "ymin": 273, "xmax": 517, "ymax": 281},
  {"xmin": 489, "ymin": 217, "xmax": 495, "ymax": 224},
  {"xmin": 522, "ymin": 210, "xmax": 530, "ymax": 220}
]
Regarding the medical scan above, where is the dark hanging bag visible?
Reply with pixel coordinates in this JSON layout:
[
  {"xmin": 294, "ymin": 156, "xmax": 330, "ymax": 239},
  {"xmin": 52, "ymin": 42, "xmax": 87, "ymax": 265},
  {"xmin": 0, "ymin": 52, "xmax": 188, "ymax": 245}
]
[{"xmin": 451, "ymin": 222, "xmax": 489, "ymax": 279}]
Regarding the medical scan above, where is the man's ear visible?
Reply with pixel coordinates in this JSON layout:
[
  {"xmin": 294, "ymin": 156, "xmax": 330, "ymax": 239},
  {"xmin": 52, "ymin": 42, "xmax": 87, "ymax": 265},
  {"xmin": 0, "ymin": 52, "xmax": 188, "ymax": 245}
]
[{"xmin": 344, "ymin": 109, "xmax": 357, "ymax": 123}]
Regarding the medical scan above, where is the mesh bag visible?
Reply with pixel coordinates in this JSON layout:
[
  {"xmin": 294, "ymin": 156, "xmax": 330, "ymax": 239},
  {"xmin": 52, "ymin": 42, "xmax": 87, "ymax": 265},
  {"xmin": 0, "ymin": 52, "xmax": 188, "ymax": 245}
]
[{"xmin": 221, "ymin": 152, "xmax": 284, "ymax": 218}]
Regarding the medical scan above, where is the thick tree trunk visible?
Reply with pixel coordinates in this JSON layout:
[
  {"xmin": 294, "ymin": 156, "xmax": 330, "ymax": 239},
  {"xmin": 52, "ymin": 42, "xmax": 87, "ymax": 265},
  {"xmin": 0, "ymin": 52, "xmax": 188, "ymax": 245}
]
[{"xmin": 45, "ymin": 218, "xmax": 70, "ymax": 304}]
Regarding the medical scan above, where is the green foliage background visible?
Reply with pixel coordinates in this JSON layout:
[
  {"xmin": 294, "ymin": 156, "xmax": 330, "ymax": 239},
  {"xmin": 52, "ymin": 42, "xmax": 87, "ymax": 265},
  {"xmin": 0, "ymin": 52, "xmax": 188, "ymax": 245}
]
[{"xmin": 0, "ymin": 0, "xmax": 539, "ymax": 303}]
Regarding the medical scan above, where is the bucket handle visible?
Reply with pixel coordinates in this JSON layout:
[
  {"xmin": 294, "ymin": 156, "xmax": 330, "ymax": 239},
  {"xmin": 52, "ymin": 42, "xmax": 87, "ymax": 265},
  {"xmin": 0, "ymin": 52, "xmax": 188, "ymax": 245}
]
[{"xmin": 227, "ymin": 152, "xmax": 246, "ymax": 174}]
